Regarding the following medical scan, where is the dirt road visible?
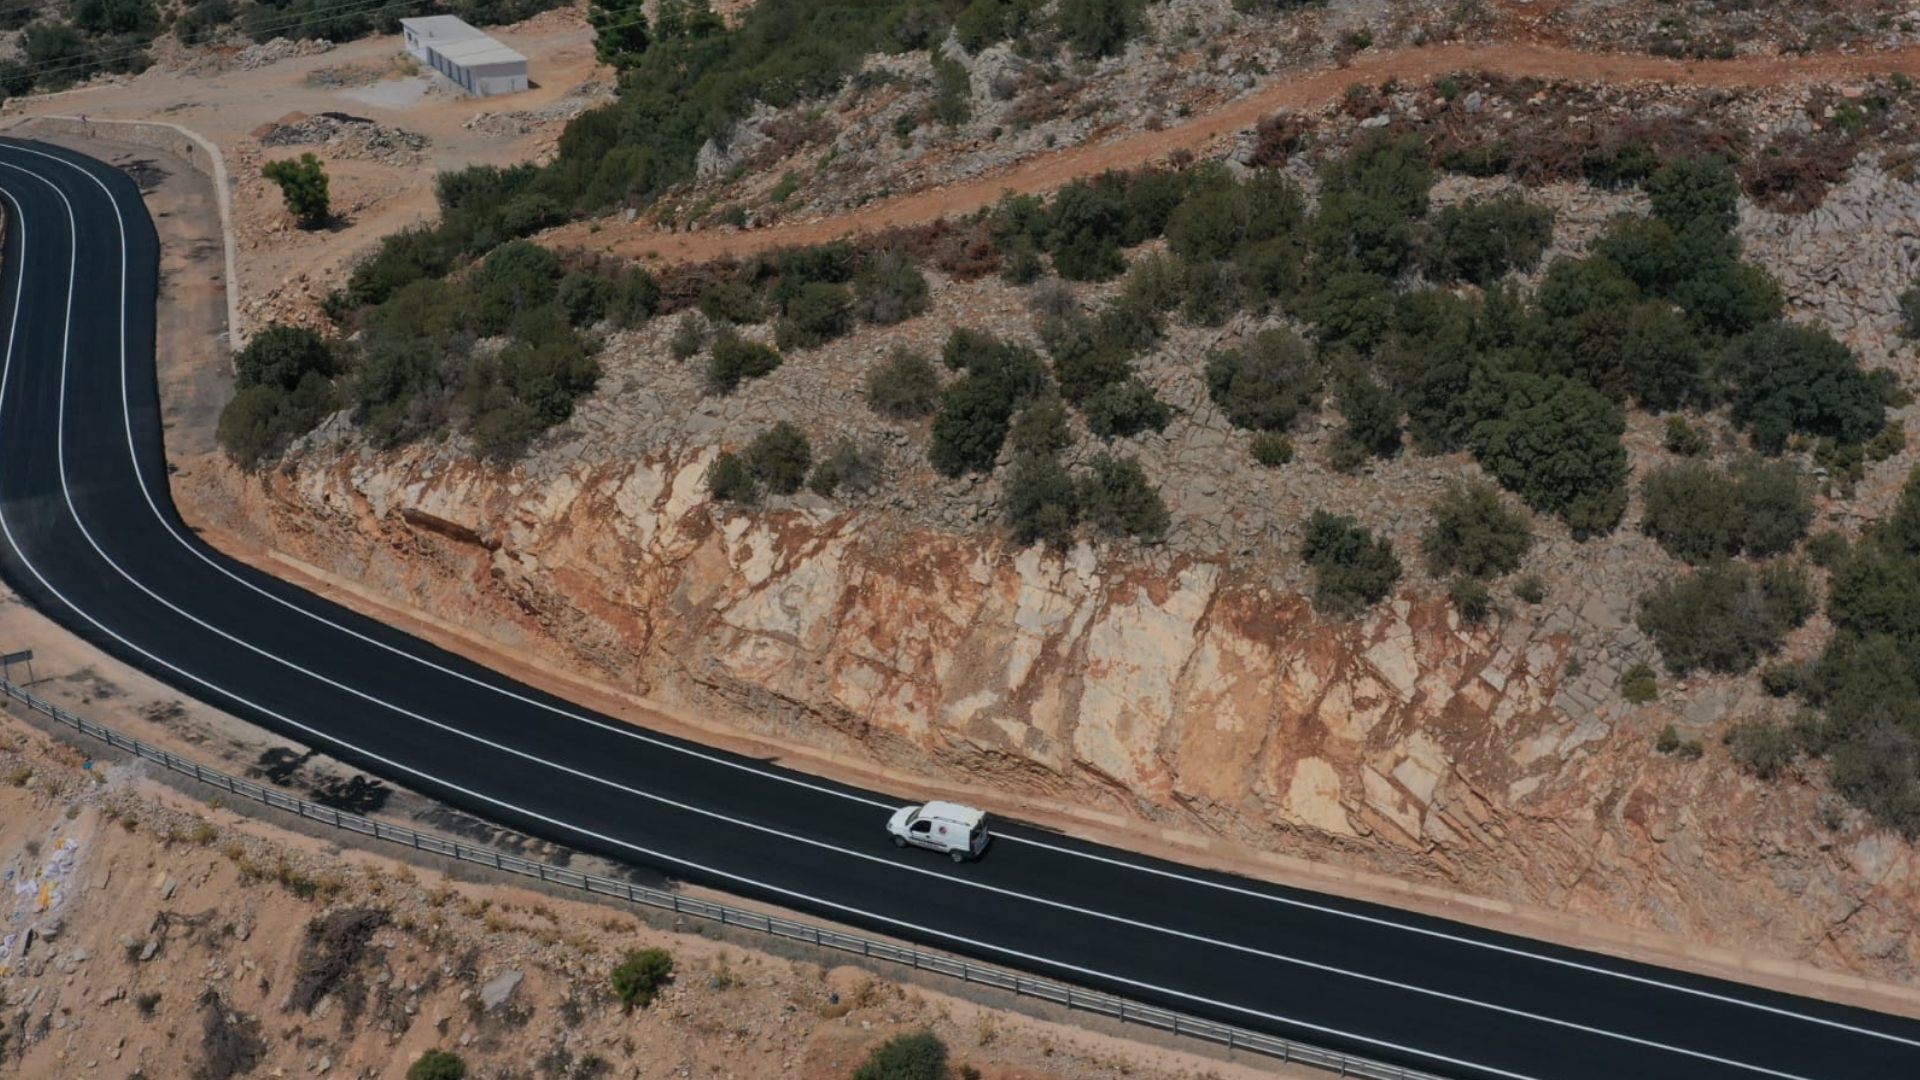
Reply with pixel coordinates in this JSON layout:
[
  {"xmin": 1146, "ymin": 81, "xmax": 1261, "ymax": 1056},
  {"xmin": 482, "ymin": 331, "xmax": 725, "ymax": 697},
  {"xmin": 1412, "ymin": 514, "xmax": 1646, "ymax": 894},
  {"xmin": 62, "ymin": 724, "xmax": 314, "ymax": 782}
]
[{"xmin": 548, "ymin": 41, "xmax": 1920, "ymax": 265}]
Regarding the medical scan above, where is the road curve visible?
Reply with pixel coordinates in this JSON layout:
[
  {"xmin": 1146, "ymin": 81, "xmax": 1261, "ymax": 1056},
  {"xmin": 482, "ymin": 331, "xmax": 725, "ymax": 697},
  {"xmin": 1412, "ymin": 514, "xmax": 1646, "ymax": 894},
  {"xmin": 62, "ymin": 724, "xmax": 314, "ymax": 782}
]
[{"xmin": 1, "ymin": 138, "xmax": 1917, "ymax": 1080}]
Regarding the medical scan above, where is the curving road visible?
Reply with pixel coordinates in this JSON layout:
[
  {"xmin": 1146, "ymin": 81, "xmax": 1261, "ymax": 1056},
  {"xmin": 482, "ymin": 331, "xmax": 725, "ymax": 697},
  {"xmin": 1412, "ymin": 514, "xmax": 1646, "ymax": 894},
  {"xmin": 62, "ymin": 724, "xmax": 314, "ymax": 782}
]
[{"xmin": 2, "ymin": 137, "xmax": 1917, "ymax": 1080}]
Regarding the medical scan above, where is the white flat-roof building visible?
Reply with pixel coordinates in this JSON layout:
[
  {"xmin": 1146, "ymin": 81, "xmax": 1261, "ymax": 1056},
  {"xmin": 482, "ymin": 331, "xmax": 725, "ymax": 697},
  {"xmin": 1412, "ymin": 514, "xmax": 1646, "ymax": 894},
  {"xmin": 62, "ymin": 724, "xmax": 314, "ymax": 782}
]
[{"xmin": 399, "ymin": 15, "xmax": 528, "ymax": 97}]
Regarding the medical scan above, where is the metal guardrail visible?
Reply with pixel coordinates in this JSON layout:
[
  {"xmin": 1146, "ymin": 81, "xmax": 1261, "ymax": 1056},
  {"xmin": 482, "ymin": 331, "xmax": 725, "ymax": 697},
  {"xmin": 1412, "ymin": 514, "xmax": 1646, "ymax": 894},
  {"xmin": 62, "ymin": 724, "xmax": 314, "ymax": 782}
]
[{"xmin": 0, "ymin": 674, "xmax": 1446, "ymax": 1080}]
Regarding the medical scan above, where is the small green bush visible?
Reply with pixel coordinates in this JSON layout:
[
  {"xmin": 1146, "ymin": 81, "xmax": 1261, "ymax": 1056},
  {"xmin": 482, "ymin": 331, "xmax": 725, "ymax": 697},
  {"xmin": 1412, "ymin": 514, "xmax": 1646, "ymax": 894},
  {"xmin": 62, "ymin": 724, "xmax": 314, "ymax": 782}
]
[
  {"xmin": 1724, "ymin": 718, "xmax": 1798, "ymax": 779},
  {"xmin": 1421, "ymin": 193, "xmax": 1554, "ymax": 286},
  {"xmin": 706, "ymin": 337, "xmax": 783, "ymax": 395},
  {"xmin": 707, "ymin": 452, "xmax": 758, "ymax": 503},
  {"xmin": 669, "ymin": 312, "xmax": 708, "ymax": 360},
  {"xmin": 866, "ymin": 348, "xmax": 942, "ymax": 419},
  {"xmin": 558, "ymin": 271, "xmax": 614, "ymax": 327},
  {"xmin": 610, "ymin": 948, "xmax": 674, "ymax": 1011},
  {"xmin": 406, "ymin": 1049, "xmax": 468, "ymax": 1080},
  {"xmin": 1449, "ymin": 575, "xmax": 1493, "ymax": 626},
  {"xmin": 1010, "ymin": 397, "xmax": 1072, "ymax": 457},
  {"xmin": 1806, "ymin": 530, "xmax": 1850, "ymax": 568},
  {"xmin": 929, "ymin": 376, "xmax": 1015, "ymax": 477},
  {"xmin": 1422, "ymin": 481, "xmax": 1532, "ymax": 580},
  {"xmin": 807, "ymin": 439, "xmax": 879, "ymax": 497},
  {"xmin": 1719, "ymin": 322, "xmax": 1885, "ymax": 455},
  {"xmin": 698, "ymin": 282, "xmax": 766, "ymax": 325},
  {"xmin": 853, "ymin": 1029, "xmax": 952, "ymax": 1080},
  {"xmin": 1082, "ymin": 378, "xmax": 1171, "ymax": 439},
  {"xmin": 1249, "ymin": 431, "xmax": 1293, "ymax": 467},
  {"xmin": 1662, "ymin": 416, "xmax": 1710, "ymax": 457},
  {"xmin": 1619, "ymin": 662, "xmax": 1658, "ymax": 704},
  {"xmin": 743, "ymin": 421, "xmax": 813, "ymax": 496},
  {"xmin": 1639, "ymin": 458, "xmax": 1813, "ymax": 564},
  {"xmin": 1513, "ymin": 574, "xmax": 1546, "ymax": 604},
  {"xmin": 233, "ymin": 324, "xmax": 334, "ymax": 392},
  {"xmin": 1301, "ymin": 510, "xmax": 1402, "ymax": 617},
  {"xmin": 262, "ymin": 152, "xmax": 330, "ymax": 229}
]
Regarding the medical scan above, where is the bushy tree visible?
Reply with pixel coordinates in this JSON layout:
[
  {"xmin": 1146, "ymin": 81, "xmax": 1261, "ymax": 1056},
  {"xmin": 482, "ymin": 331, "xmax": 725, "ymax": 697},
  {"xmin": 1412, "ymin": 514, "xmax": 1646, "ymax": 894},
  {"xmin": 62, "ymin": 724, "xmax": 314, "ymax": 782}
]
[
  {"xmin": 1331, "ymin": 375, "xmax": 1401, "ymax": 466},
  {"xmin": 1636, "ymin": 560, "xmax": 1815, "ymax": 675},
  {"xmin": 1056, "ymin": 0, "xmax": 1145, "ymax": 59},
  {"xmin": 262, "ymin": 153, "xmax": 331, "ymax": 229},
  {"xmin": 865, "ymin": 347, "xmax": 942, "ymax": 419},
  {"xmin": 742, "ymin": 421, "xmax": 812, "ymax": 495},
  {"xmin": 610, "ymin": 948, "xmax": 674, "ymax": 1011},
  {"xmin": 1421, "ymin": 194, "xmax": 1554, "ymax": 286},
  {"xmin": 217, "ymin": 373, "xmax": 335, "ymax": 467},
  {"xmin": 557, "ymin": 271, "xmax": 614, "ymax": 327},
  {"xmin": 1647, "ymin": 154, "xmax": 1740, "ymax": 235},
  {"xmin": 1301, "ymin": 510, "xmax": 1402, "ymax": 616},
  {"xmin": 929, "ymin": 375, "xmax": 1014, "ymax": 477},
  {"xmin": 1204, "ymin": 329, "xmax": 1319, "ymax": 432},
  {"xmin": 706, "ymin": 336, "xmax": 783, "ymax": 395},
  {"xmin": 1719, "ymin": 322, "xmax": 1885, "ymax": 454},
  {"xmin": 1422, "ymin": 481, "xmax": 1532, "ymax": 579},
  {"xmin": 1468, "ymin": 371, "xmax": 1627, "ymax": 535}
]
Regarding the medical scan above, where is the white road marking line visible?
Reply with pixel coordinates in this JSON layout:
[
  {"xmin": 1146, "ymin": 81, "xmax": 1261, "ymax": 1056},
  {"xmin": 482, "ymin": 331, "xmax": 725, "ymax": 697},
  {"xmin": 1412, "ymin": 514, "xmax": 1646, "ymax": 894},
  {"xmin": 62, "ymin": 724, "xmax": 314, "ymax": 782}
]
[{"xmin": 13, "ymin": 138, "xmax": 1906, "ymax": 1055}]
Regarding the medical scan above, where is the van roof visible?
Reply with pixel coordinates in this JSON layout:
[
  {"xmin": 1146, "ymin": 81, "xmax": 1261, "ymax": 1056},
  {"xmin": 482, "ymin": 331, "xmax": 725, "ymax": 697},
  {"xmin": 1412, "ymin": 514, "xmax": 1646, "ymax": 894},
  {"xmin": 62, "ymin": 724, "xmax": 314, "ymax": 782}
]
[{"xmin": 920, "ymin": 801, "xmax": 985, "ymax": 828}]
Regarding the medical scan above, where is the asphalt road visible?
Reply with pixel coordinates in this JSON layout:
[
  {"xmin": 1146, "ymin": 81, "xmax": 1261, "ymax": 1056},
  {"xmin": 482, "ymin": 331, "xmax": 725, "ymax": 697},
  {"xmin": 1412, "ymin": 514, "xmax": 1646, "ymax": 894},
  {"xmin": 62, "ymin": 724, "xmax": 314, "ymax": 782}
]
[{"xmin": 1, "ymin": 137, "xmax": 1916, "ymax": 1080}]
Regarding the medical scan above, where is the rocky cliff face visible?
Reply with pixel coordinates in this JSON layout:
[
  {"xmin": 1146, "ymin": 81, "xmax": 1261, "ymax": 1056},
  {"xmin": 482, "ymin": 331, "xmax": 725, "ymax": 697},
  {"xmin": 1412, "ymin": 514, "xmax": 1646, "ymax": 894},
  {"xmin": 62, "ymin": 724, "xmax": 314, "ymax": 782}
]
[{"xmin": 178, "ymin": 441, "xmax": 1920, "ymax": 987}]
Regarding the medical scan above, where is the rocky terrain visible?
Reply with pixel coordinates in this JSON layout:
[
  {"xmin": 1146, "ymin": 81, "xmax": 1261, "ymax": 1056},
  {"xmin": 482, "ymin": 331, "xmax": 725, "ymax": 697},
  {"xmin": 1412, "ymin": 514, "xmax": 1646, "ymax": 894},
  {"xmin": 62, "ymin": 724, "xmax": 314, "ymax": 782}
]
[{"xmin": 173, "ymin": 72, "xmax": 1920, "ymax": 997}]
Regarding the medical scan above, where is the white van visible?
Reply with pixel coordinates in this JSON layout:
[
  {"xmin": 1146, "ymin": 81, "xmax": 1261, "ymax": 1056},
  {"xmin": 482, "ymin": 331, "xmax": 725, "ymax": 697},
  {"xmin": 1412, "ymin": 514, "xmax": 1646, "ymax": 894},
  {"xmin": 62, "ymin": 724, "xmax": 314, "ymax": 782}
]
[{"xmin": 886, "ymin": 801, "xmax": 990, "ymax": 862}]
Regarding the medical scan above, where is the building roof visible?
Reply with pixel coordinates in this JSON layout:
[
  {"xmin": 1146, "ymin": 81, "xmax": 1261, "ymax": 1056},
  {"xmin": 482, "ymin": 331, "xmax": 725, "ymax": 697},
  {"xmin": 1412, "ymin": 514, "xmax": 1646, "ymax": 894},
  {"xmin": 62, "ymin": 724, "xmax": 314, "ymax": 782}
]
[
  {"xmin": 433, "ymin": 36, "xmax": 528, "ymax": 68},
  {"xmin": 398, "ymin": 15, "xmax": 485, "ymax": 43}
]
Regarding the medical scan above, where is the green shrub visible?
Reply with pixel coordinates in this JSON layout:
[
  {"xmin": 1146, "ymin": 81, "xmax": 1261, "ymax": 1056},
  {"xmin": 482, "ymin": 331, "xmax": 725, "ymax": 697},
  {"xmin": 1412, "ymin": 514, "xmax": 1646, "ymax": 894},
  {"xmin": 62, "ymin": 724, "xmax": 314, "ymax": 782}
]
[
  {"xmin": 774, "ymin": 282, "xmax": 854, "ymax": 349},
  {"xmin": 611, "ymin": 267, "xmax": 662, "ymax": 328},
  {"xmin": 706, "ymin": 337, "xmax": 783, "ymax": 395},
  {"xmin": 1204, "ymin": 329, "xmax": 1319, "ymax": 432},
  {"xmin": 669, "ymin": 312, "xmax": 708, "ymax": 360},
  {"xmin": 707, "ymin": 451, "xmax": 758, "ymax": 503},
  {"xmin": 743, "ymin": 421, "xmax": 813, "ymax": 496},
  {"xmin": 217, "ymin": 374, "xmax": 336, "ymax": 468},
  {"xmin": 807, "ymin": 439, "xmax": 879, "ymax": 497},
  {"xmin": 1662, "ymin": 416, "xmax": 1710, "ymax": 457},
  {"xmin": 1003, "ymin": 452, "xmax": 1081, "ymax": 548},
  {"xmin": 853, "ymin": 1030, "xmax": 952, "ymax": 1080},
  {"xmin": 853, "ymin": 250, "xmax": 931, "ymax": 325},
  {"xmin": 1724, "ymin": 718, "xmax": 1798, "ymax": 779},
  {"xmin": 1719, "ymin": 322, "xmax": 1885, "ymax": 454},
  {"xmin": 233, "ymin": 325, "xmax": 334, "ymax": 392},
  {"xmin": 1306, "ymin": 270, "xmax": 1394, "ymax": 351},
  {"xmin": 1619, "ymin": 662, "xmax": 1658, "ymax": 704},
  {"xmin": 1081, "ymin": 379, "xmax": 1170, "ymax": 439},
  {"xmin": 558, "ymin": 271, "xmax": 615, "ymax": 327},
  {"xmin": 1449, "ymin": 575, "xmax": 1493, "ymax": 625},
  {"xmin": 1636, "ymin": 560, "xmax": 1815, "ymax": 675},
  {"xmin": 1332, "ymin": 376, "xmax": 1401, "ymax": 464},
  {"xmin": 929, "ymin": 376, "xmax": 1015, "ymax": 477},
  {"xmin": 1422, "ymin": 481, "xmax": 1532, "ymax": 580},
  {"xmin": 1647, "ymin": 154, "xmax": 1740, "ymax": 235},
  {"xmin": 1900, "ymin": 284, "xmax": 1920, "ymax": 339},
  {"xmin": 406, "ymin": 1049, "xmax": 468, "ymax": 1080},
  {"xmin": 470, "ymin": 241, "xmax": 563, "ymax": 335},
  {"xmin": 866, "ymin": 347, "xmax": 942, "ymax": 419},
  {"xmin": 1513, "ymin": 573, "xmax": 1546, "ymax": 604},
  {"xmin": 1249, "ymin": 431, "xmax": 1294, "ymax": 467},
  {"xmin": 1301, "ymin": 510, "xmax": 1402, "ymax": 617},
  {"xmin": 1806, "ymin": 530, "xmax": 1850, "ymax": 568},
  {"xmin": 1057, "ymin": 0, "xmax": 1146, "ymax": 59},
  {"xmin": 698, "ymin": 282, "xmax": 766, "ymax": 325},
  {"xmin": 610, "ymin": 948, "xmax": 674, "ymax": 1011},
  {"xmin": 262, "ymin": 153, "xmax": 331, "ymax": 229},
  {"xmin": 1469, "ymin": 371, "xmax": 1627, "ymax": 535},
  {"xmin": 1421, "ymin": 194, "xmax": 1554, "ymax": 286},
  {"xmin": 1639, "ymin": 458, "xmax": 1812, "ymax": 563},
  {"xmin": 1077, "ymin": 452, "xmax": 1168, "ymax": 541},
  {"xmin": 1010, "ymin": 396, "xmax": 1072, "ymax": 456}
]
